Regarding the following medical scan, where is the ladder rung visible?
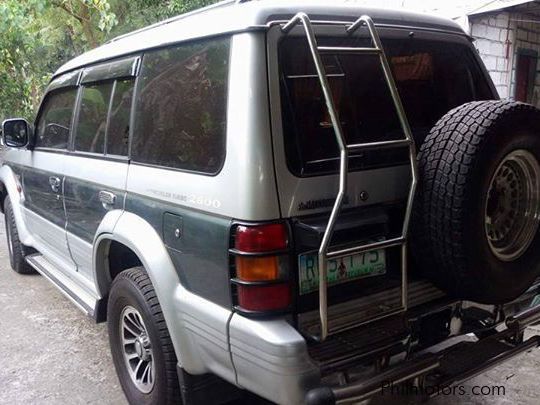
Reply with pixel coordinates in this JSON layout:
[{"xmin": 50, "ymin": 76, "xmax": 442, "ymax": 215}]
[
  {"xmin": 347, "ymin": 139, "xmax": 411, "ymax": 151},
  {"xmin": 317, "ymin": 46, "xmax": 381, "ymax": 55},
  {"xmin": 326, "ymin": 237, "xmax": 405, "ymax": 260}
]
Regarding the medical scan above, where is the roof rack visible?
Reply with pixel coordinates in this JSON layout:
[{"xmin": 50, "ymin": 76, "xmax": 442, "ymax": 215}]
[{"xmin": 107, "ymin": 0, "xmax": 247, "ymax": 44}]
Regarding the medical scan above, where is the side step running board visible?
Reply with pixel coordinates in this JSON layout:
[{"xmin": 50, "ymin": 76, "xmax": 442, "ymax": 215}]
[{"xmin": 26, "ymin": 253, "xmax": 98, "ymax": 317}]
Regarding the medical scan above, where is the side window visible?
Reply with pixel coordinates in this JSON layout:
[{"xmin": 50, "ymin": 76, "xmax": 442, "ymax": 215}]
[
  {"xmin": 132, "ymin": 36, "xmax": 230, "ymax": 173},
  {"xmin": 74, "ymin": 82, "xmax": 113, "ymax": 154},
  {"xmin": 107, "ymin": 79, "xmax": 134, "ymax": 156},
  {"xmin": 35, "ymin": 88, "xmax": 78, "ymax": 149}
]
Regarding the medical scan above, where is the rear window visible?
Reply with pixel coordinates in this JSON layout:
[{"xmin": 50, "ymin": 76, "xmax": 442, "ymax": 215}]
[
  {"xmin": 132, "ymin": 36, "xmax": 230, "ymax": 174},
  {"xmin": 279, "ymin": 37, "xmax": 493, "ymax": 176}
]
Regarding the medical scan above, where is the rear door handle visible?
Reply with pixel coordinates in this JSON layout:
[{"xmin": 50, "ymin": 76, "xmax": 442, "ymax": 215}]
[
  {"xmin": 49, "ymin": 176, "xmax": 61, "ymax": 193},
  {"xmin": 99, "ymin": 190, "xmax": 117, "ymax": 208}
]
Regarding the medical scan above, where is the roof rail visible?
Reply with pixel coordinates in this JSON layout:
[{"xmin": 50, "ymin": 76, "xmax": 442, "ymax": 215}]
[{"xmin": 107, "ymin": 0, "xmax": 241, "ymax": 44}]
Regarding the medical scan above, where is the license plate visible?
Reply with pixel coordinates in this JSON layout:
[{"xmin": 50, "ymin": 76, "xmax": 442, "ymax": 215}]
[{"xmin": 298, "ymin": 249, "xmax": 386, "ymax": 295}]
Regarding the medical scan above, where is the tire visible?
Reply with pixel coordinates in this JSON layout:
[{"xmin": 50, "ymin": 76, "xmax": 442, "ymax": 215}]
[
  {"xmin": 108, "ymin": 267, "xmax": 182, "ymax": 405},
  {"xmin": 413, "ymin": 100, "xmax": 540, "ymax": 303},
  {"xmin": 3, "ymin": 198, "xmax": 35, "ymax": 274}
]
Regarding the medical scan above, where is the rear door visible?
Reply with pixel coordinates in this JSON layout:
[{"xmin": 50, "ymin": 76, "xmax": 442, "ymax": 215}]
[
  {"xmin": 515, "ymin": 51, "xmax": 537, "ymax": 102},
  {"xmin": 63, "ymin": 57, "xmax": 137, "ymax": 285},
  {"xmin": 22, "ymin": 75, "xmax": 79, "ymax": 269},
  {"xmin": 268, "ymin": 26, "xmax": 495, "ymax": 220},
  {"xmin": 266, "ymin": 25, "xmax": 496, "ymax": 328}
]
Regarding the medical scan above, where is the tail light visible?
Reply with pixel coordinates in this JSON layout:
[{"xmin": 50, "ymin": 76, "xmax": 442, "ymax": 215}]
[{"xmin": 230, "ymin": 222, "xmax": 292, "ymax": 315}]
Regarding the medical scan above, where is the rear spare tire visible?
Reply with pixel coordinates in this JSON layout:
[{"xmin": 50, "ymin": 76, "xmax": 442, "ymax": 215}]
[{"xmin": 413, "ymin": 100, "xmax": 540, "ymax": 303}]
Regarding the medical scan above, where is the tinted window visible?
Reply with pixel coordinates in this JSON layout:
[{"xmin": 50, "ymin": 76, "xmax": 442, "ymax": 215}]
[
  {"xmin": 36, "ymin": 88, "xmax": 78, "ymax": 149},
  {"xmin": 75, "ymin": 83, "xmax": 113, "ymax": 153},
  {"xmin": 107, "ymin": 79, "xmax": 134, "ymax": 156},
  {"xmin": 132, "ymin": 37, "xmax": 230, "ymax": 173},
  {"xmin": 280, "ymin": 37, "xmax": 494, "ymax": 176}
]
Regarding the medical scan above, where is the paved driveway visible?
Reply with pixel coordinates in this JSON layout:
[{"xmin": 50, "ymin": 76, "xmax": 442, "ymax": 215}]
[{"xmin": 1, "ymin": 215, "xmax": 539, "ymax": 404}]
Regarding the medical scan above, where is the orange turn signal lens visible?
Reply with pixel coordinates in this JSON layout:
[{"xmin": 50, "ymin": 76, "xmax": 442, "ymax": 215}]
[{"xmin": 236, "ymin": 256, "xmax": 279, "ymax": 281}]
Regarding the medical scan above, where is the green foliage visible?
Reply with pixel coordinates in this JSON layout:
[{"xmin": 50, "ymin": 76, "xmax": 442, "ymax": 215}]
[
  {"xmin": 0, "ymin": 0, "xmax": 219, "ymax": 122},
  {"xmin": 0, "ymin": 0, "xmax": 49, "ymax": 120}
]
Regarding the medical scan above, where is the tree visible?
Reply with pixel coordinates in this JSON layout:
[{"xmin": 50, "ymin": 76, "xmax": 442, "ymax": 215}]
[
  {"xmin": 0, "ymin": 0, "xmax": 49, "ymax": 120},
  {"xmin": 0, "ymin": 0, "xmax": 219, "ymax": 122},
  {"xmin": 49, "ymin": 0, "xmax": 118, "ymax": 48}
]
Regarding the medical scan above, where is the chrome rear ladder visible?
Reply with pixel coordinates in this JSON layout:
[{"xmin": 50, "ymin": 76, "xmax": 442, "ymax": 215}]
[{"xmin": 281, "ymin": 13, "xmax": 418, "ymax": 341}]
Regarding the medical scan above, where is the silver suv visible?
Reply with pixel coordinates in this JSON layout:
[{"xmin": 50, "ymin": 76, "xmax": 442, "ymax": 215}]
[{"xmin": 3, "ymin": 1, "xmax": 540, "ymax": 404}]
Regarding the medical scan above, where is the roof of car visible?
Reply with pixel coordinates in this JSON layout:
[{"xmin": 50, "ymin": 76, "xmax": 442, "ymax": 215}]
[{"xmin": 54, "ymin": 0, "xmax": 465, "ymax": 78}]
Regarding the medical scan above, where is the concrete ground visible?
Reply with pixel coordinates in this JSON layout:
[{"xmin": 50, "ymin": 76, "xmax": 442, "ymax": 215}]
[{"xmin": 1, "ymin": 215, "xmax": 540, "ymax": 404}]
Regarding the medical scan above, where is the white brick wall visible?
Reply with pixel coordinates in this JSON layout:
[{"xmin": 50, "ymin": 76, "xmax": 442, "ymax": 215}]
[
  {"xmin": 508, "ymin": 6, "xmax": 540, "ymax": 106},
  {"xmin": 470, "ymin": 12, "xmax": 512, "ymax": 99},
  {"xmin": 470, "ymin": 4, "xmax": 540, "ymax": 106}
]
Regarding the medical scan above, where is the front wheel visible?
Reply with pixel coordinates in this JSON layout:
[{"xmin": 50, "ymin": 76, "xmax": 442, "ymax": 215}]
[
  {"xmin": 4, "ymin": 198, "xmax": 35, "ymax": 274},
  {"xmin": 108, "ymin": 267, "xmax": 181, "ymax": 405}
]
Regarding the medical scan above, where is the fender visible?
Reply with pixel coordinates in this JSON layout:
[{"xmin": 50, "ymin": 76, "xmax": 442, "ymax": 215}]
[
  {"xmin": 93, "ymin": 211, "xmax": 236, "ymax": 381},
  {"xmin": 92, "ymin": 209, "xmax": 124, "ymax": 298},
  {"xmin": 0, "ymin": 165, "xmax": 35, "ymax": 247}
]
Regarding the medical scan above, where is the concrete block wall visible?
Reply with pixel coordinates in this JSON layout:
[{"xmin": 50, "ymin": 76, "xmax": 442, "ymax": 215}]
[
  {"xmin": 470, "ymin": 4, "xmax": 540, "ymax": 106},
  {"xmin": 470, "ymin": 12, "xmax": 513, "ymax": 99},
  {"xmin": 509, "ymin": 3, "xmax": 540, "ymax": 106}
]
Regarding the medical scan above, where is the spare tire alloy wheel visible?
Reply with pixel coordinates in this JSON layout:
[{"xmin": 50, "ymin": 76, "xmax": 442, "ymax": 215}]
[
  {"xmin": 414, "ymin": 100, "xmax": 540, "ymax": 303},
  {"xmin": 485, "ymin": 150, "xmax": 540, "ymax": 261}
]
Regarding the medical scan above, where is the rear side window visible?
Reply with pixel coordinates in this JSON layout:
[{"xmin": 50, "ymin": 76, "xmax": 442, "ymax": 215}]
[
  {"xmin": 73, "ymin": 78, "xmax": 134, "ymax": 156},
  {"xmin": 279, "ymin": 37, "xmax": 493, "ymax": 176},
  {"xmin": 75, "ymin": 82, "xmax": 113, "ymax": 153},
  {"xmin": 107, "ymin": 79, "xmax": 134, "ymax": 156},
  {"xmin": 132, "ymin": 36, "xmax": 230, "ymax": 174},
  {"xmin": 35, "ymin": 88, "xmax": 78, "ymax": 149}
]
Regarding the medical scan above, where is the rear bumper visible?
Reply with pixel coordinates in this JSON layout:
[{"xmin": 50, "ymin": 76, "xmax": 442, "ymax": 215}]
[
  {"xmin": 306, "ymin": 355, "xmax": 440, "ymax": 405},
  {"xmin": 228, "ymin": 314, "xmax": 320, "ymax": 405},
  {"xmin": 304, "ymin": 303, "xmax": 540, "ymax": 405},
  {"xmin": 229, "ymin": 292, "xmax": 540, "ymax": 405}
]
